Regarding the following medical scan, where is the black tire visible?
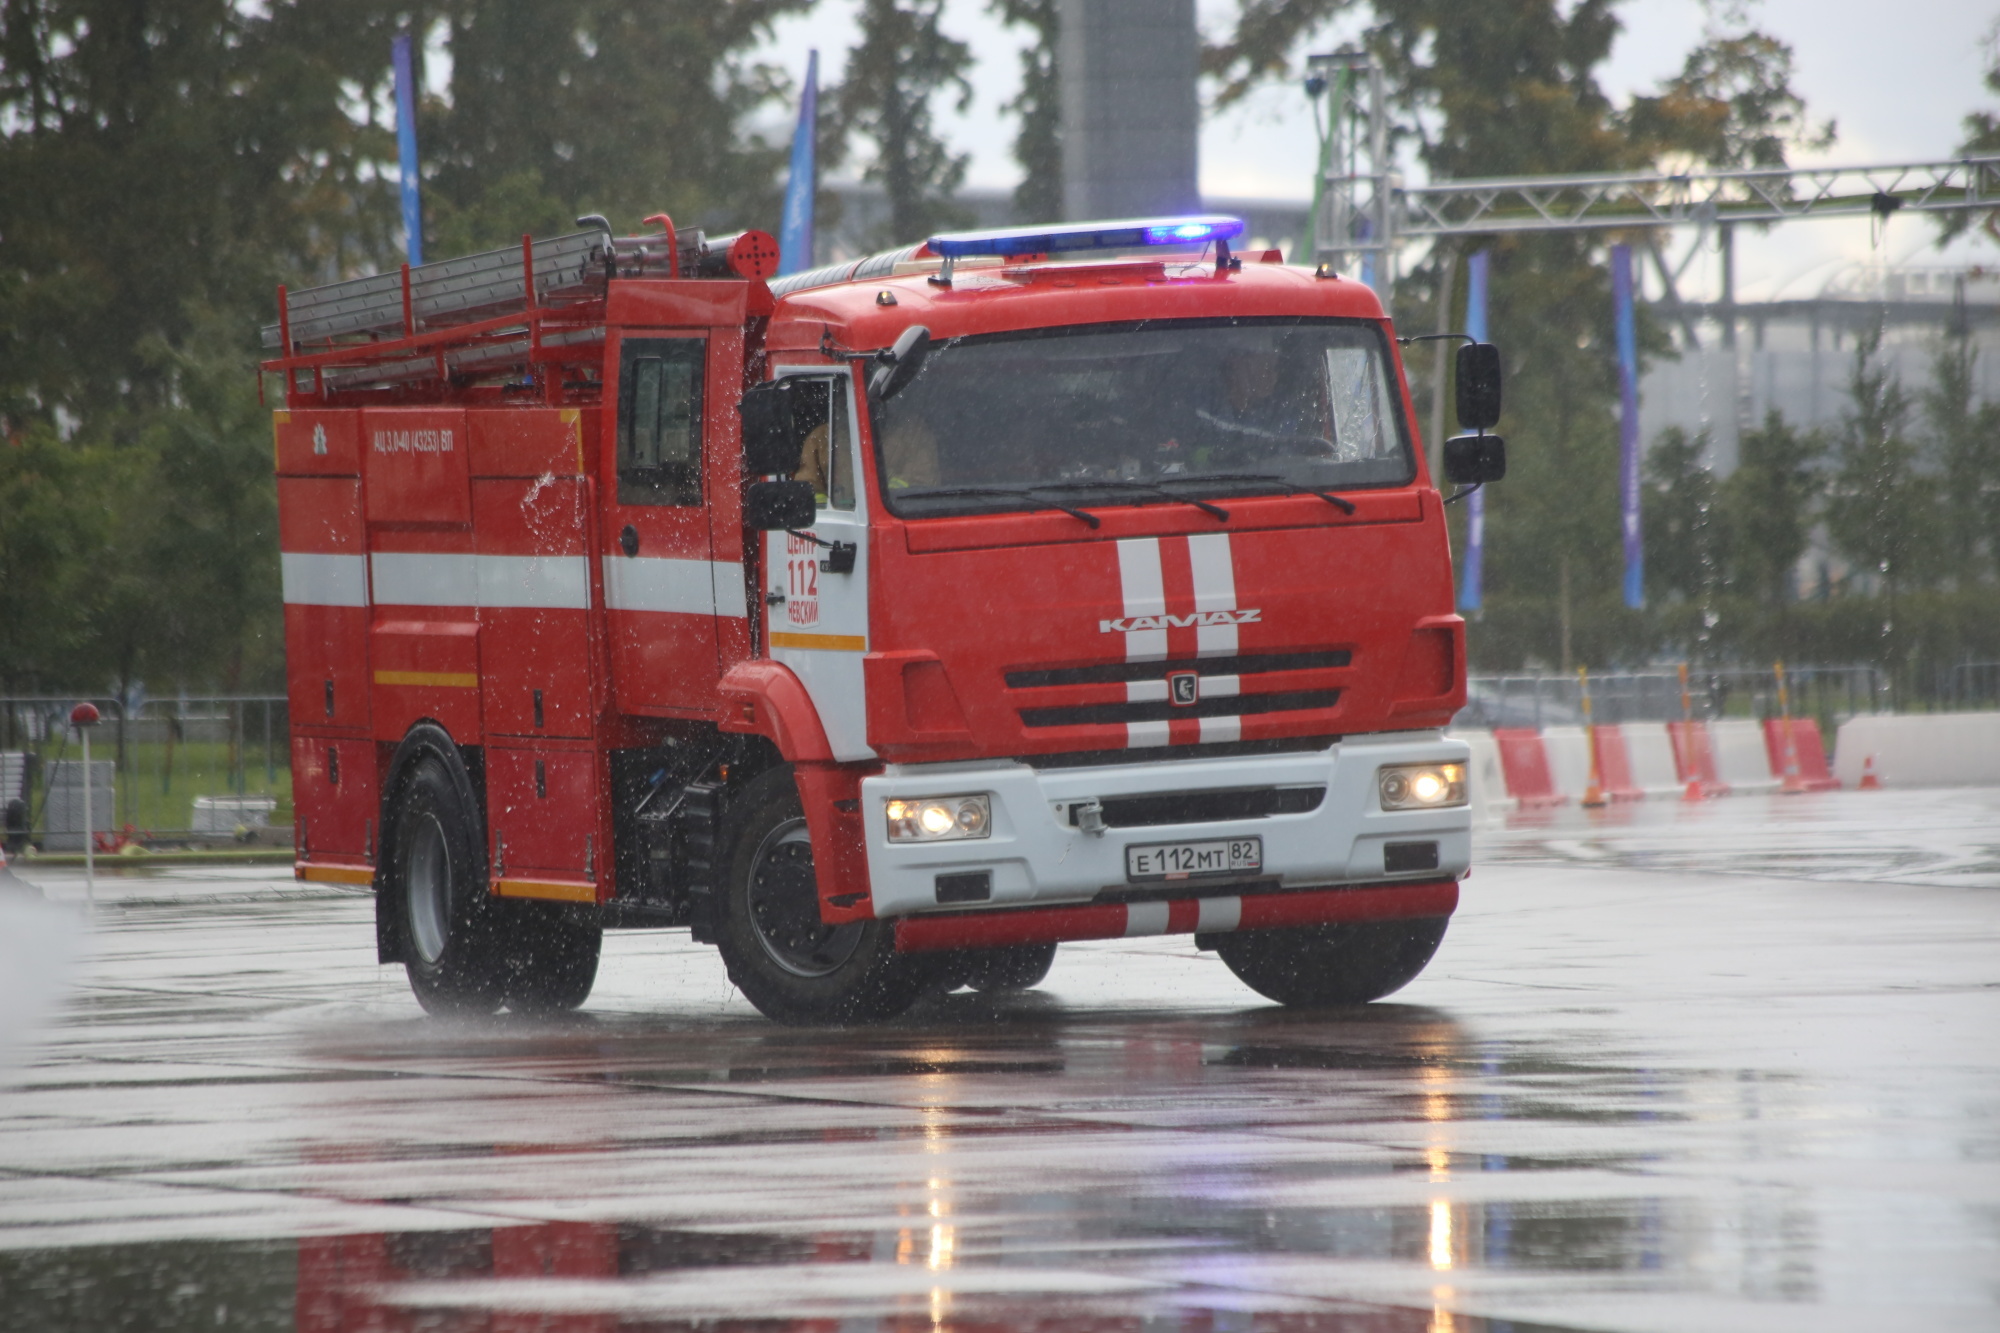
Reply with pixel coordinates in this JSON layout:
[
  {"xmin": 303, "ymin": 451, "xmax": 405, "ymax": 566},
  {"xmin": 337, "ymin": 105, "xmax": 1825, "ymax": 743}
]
[
  {"xmin": 500, "ymin": 905, "xmax": 602, "ymax": 1014},
  {"xmin": 392, "ymin": 754, "xmax": 505, "ymax": 1015},
  {"xmin": 957, "ymin": 942, "xmax": 1058, "ymax": 993},
  {"xmin": 713, "ymin": 767, "xmax": 935, "ymax": 1025},
  {"xmin": 1214, "ymin": 916, "xmax": 1450, "ymax": 1007}
]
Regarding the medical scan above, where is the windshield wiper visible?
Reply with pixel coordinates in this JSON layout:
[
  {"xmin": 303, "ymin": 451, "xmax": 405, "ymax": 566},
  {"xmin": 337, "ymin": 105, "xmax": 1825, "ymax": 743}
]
[
  {"xmin": 1153, "ymin": 472, "xmax": 1357, "ymax": 515},
  {"xmin": 1034, "ymin": 478, "xmax": 1230, "ymax": 522},
  {"xmin": 896, "ymin": 484, "xmax": 1102, "ymax": 529}
]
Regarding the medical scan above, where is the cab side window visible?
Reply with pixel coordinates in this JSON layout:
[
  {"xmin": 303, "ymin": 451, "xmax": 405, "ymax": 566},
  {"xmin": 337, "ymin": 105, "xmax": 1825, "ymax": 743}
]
[
  {"xmin": 618, "ymin": 338, "xmax": 704, "ymax": 506},
  {"xmin": 787, "ymin": 376, "xmax": 855, "ymax": 510}
]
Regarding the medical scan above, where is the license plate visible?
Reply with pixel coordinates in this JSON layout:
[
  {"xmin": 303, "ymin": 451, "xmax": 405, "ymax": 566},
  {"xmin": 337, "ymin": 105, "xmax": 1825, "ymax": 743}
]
[{"xmin": 1125, "ymin": 836, "xmax": 1263, "ymax": 882}]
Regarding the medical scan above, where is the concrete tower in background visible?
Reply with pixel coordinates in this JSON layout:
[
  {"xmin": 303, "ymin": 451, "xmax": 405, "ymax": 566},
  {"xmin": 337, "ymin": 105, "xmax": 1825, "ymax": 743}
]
[{"xmin": 1058, "ymin": 0, "xmax": 1200, "ymax": 221}]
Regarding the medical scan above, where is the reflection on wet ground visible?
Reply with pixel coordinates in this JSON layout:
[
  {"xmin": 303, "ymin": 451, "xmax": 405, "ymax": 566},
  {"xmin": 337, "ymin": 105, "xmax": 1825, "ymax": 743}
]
[{"xmin": 2, "ymin": 788, "xmax": 1998, "ymax": 1331}]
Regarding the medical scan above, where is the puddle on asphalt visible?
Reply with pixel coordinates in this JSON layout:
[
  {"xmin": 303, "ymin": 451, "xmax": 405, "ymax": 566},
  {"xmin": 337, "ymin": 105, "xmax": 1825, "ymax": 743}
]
[{"xmin": 0, "ymin": 1221, "xmax": 1610, "ymax": 1331}]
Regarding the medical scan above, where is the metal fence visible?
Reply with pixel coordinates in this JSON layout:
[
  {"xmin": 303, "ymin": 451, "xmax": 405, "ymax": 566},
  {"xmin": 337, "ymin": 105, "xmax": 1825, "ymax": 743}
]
[
  {"xmin": 1, "ymin": 695, "xmax": 290, "ymax": 843},
  {"xmin": 1458, "ymin": 665, "xmax": 1891, "ymax": 732},
  {"xmin": 1944, "ymin": 662, "xmax": 2000, "ymax": 710}
]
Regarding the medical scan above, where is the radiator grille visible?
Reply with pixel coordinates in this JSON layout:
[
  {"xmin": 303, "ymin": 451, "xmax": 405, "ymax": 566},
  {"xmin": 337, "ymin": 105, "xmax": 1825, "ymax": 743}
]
[
  {"xmin": 1020, "ymin": 689, "xmax": 1340, "ymax": 730},
  {"xmin": 1005, "ymin": 649, "xmax": 1348, "ymax": 690}
]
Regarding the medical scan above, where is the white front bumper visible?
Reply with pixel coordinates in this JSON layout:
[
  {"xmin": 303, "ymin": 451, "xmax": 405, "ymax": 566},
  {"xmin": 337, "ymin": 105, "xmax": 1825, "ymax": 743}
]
[{"xmin": 859, "ymin": 731, "xmax": 1471, "ymax": 919}]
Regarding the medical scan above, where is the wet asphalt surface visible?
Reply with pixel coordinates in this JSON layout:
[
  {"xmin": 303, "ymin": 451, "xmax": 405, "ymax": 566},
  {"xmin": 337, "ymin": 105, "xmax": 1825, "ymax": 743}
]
[{"xmin": 1, "ymin": 787, "xmax": 1997, "ymax": 1333}]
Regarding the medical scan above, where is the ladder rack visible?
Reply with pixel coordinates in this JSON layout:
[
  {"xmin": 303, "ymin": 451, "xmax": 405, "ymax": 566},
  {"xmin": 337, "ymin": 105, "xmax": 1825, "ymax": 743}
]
[{"xmin": 263, "ymin": 231, "xmax": 615, "ymax": 351}]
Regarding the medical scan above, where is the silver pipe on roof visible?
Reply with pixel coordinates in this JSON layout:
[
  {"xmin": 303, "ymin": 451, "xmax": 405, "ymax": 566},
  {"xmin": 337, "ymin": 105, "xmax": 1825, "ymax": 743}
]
[{"xmin": 767, "ymin": 244, "xmax": 926, "ymax": 298}]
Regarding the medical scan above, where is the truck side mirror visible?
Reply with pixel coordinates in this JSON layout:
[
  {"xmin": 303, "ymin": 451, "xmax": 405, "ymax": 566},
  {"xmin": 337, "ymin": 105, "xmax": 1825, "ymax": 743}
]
[
  {"xmin": 1456, "ymin": 341, "xmax": 1502, "ymax": 431},
  {"xmin": 867, "ymin": 325, "xmax": 933, "ymax": 404},
  {"xmin": 744, "ymin": 478, "xmax": 817, "ymax": 530},
  {"xmin": 1443, "ymin": 433, "xmax": 1507, "ymax": 485},
  {"xmin": 739, "ymin": 379, "xmax": 810, "ymax": 476}
]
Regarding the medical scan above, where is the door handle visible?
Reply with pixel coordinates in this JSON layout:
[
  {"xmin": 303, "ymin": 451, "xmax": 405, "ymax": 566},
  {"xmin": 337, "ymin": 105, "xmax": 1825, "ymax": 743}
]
[{"xmin": 619, "ymin": 524, "xmax": 639, "ymax": 556}]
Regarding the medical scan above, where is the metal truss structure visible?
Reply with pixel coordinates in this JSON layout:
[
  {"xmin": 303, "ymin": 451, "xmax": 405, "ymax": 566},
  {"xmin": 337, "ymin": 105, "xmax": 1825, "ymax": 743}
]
[
  {"xmin": 1398, "ymin": 156, "xmax": 2000, "ymax": 238},
  {"xmin": 1307, "ymin": 50, "xmax": 2000, "ymax": 298}
]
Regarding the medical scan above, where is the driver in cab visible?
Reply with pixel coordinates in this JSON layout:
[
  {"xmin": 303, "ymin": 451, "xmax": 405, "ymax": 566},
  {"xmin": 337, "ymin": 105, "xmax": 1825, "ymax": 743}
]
[{"xmin": 1190, "ymin": 338, "xmax": 1326, "ymax": 464}]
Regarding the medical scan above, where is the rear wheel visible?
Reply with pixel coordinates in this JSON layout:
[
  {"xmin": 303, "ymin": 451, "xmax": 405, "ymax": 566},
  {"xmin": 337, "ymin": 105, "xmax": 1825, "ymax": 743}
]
[
  {"xmin": 393, "ymin": 755, "xmax": 504, "ymax": 1015},
  {"xmin": 1214, "ymin": 916, "xmax": 1450, "ymax": 1007},
  {"xmin": 957, "ymin": 942, "xmax": 1057, "ymax": 993},
  {"xmin": 501, "ymin": 905, "xmax": 602, "ymax": 1014},
  {"xmin": 714, "ymin": 767, "xmax": 935, "ymax": 1025}
]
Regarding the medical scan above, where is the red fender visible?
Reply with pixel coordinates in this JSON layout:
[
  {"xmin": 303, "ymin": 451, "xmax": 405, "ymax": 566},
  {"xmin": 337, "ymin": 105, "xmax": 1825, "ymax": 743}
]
[
  {"xmin": 717, "ymin": 661, "xmax": 875, "ymax": 921},
  {"xmin": 716, "ymin": 659, "xmax": 834, "ymax": 763}
]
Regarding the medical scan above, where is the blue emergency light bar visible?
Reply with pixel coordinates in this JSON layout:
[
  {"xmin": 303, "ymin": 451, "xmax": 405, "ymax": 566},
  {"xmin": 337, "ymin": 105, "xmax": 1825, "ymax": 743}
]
[{"xmin": 927, "ymin": 215, "xmax": 1246, "ymax": 259}]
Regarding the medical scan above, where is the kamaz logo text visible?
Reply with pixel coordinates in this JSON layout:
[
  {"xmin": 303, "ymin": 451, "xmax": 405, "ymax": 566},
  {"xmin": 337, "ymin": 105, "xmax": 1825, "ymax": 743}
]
[{"xmin": 1099, "ymin": 608, "xmax": 1261, "ymax": 633}]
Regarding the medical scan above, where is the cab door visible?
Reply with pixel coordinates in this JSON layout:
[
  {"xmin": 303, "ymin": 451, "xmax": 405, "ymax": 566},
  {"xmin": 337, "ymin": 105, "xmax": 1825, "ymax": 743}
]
[
  {"xmin": 764, "ymin": 369, "xmax": 872, "ymax": 760},
  {"xmin": 601, "ymin": 331, "xmax": 744, "ymax": 715}
]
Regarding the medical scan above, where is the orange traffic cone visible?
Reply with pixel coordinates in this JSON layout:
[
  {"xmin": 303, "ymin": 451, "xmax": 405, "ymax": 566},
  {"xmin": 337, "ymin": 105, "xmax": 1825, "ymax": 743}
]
[{"xmin": 1859, "ymin": 754, "xmax": 1881, "ymax": 790}]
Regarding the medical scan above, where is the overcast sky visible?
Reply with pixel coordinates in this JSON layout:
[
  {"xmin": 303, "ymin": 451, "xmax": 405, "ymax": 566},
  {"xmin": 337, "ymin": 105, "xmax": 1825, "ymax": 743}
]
[{"xmin": 755, "ymin": 0, "xmax": 1999, "ymax": 301}]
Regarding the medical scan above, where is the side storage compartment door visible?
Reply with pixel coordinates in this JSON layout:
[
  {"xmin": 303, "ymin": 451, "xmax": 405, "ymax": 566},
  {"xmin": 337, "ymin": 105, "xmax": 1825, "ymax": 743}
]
[
  {"xmin": 362, "ymin": 407, "xmax": 482, "ymax": 745},
  {"xmin": 278, "ymin": 474, "xmax": 370, "ymax": 732},
  {"xmin": 276, "ymin": 409, "xmax": 377, "ymax": 875},
  {"xmin": 291, "ymin": 735, "xmax": 380, "ymax": 872},
  {"xmin": 470, "ymin": 409, "xmax": 598, "ymax": 739},
  {"xmin": 599, "ymin": 331, "xmax": 747, "ymax": 715},
  {"xmin": 485, "ymin": 742, "xmax": 607, "ymax": 902}
]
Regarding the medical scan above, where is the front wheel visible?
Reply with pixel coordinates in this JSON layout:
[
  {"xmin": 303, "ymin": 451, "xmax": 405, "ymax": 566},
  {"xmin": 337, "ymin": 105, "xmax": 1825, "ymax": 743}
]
[
  {"xmin": 1214, "ymin": 916, "xmax": 1450, "ymax": 1007},
  {"xmin": 714, "ymin": 767, "xmax": 936, "ymax": 1025}
]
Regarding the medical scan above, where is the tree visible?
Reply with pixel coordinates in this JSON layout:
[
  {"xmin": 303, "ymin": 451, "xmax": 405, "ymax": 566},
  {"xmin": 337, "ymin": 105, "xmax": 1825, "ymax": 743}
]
[
  {"xmin": 1825, "ymin": 323, "xmax": 1940, "ymax": 626},
  {"xmin": 1719, "ymin": 409, "xmax": 1821, "ymax": 608},
  {"xmin": 421, "ymin": 0, "xmax": 810, "ymax": 251},
  {"xmin": 0, "ymin": 0, "xmax": 402, "ymax": 425},
  {"xmin": 1944, "ymin": 21, "xmax": 2000, "ymax": 242},
  {"xmin": 0, "ymin": 425, "xmax": 110, "ymax": 695},
  {"xmin": 827, "ymin": 0, "xmax": 974, "ymax": 249},
  {"xmin": 1643, "ymin": 427, "xmax": 1722, "ymax": 606},
  {"xmin": 1922, "ymin": 328, "xmax": 2000, "ymax": 583},
  {"xmin": 991, "ymin": 0, "xmax": 1061, "ymax": 223}
]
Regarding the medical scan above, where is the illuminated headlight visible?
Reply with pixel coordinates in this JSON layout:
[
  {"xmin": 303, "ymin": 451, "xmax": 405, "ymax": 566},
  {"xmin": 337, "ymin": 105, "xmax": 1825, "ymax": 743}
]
[
  {"xmin": 885, "ymin": 794, "xmax": 992, "ymax": 842},
  {"xmin": 1377, "ymin": 763, "xmax": 1467, "ymax": 811}
]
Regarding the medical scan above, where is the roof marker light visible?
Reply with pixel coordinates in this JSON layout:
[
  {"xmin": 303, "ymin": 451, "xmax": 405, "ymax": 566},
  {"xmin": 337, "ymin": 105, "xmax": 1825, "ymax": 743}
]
[{"xmin": 927, "ymin": 215, "xmax": 1246, "ymax": 259}]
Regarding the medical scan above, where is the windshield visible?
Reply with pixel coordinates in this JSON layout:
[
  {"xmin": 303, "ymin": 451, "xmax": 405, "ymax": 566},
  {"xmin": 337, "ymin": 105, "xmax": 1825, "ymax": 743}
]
[{"xmin": 871, "ymin": 318, "xmax": 1413, "ymax": 519}]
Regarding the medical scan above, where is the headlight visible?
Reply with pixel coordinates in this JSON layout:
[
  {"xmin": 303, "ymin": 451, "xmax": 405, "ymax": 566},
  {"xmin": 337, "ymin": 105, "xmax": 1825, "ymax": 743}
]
[
  {"xmin": 885, "ymin": 794, "xmax": 992, "ymax": 842},
  {"xmin": 1378, "ymin": 763, "xmax": 1467, "ymax": 811}
]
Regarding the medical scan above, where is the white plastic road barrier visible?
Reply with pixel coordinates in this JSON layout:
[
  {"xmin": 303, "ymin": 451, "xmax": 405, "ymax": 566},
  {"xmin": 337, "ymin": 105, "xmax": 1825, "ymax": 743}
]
[
  {"xmin": 1625, "ymin": 724, "xmax": 1684, "ymax": 798},
  {"xmin": 1712, "ymin": 719, "xmax": 1779, "ymax": 793},
  {"xmin": 191, "ymin": 795, "xmax": 277, "ymax": 834},
  {"xmin": 1832, "ymin": 712, "xmax": 2000, "ymax": 789},
  {"xmin": 1449, "ymin": 728, "xmax": 1515, "ymax": 825},
  {"xmin": 1540, "ymin": 726, "xmax": 1593, "ymax": 803}
]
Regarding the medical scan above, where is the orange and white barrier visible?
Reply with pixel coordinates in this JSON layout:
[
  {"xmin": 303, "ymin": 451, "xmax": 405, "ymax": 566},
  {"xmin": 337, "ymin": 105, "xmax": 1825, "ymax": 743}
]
[
  {"xmin": 1448, "ymin": 728, "xmax": 1517, "ymax": 825},
  {"xmin": 1625, "ymin": 723, "xmax": 1688, "ymax": 798},
  {"xmin": 1493, "ymin": 727, "xmax": 1567, "ymax": 808},
  {"xmin": 1585, "ymin": 724, "xmax": 1647, "ymax": 802},
  {"xmin": 1832, "ymin": 712, "xmax": 2000, "ymax": 789},
  {"xmin": 1665, "ymin": 721, "xmax": 1732, "ymax": 799},
  {"xmin": 1763, "ymin": 717, "xmax": 1840, "ymax": 792},
  {"xmin": 1711, "ymin": 719, "xmax": 1781, "ymax": 794},
  {"xmin": 1538, "ymin": 726, "xmax": 1593, "ymax": 805}
]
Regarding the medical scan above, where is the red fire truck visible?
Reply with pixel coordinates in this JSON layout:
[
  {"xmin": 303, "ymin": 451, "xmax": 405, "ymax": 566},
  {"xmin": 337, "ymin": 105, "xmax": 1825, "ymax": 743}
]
[{"xmin": 267, "ymin": 214, "xmax": 1504, "ymax": 1024}]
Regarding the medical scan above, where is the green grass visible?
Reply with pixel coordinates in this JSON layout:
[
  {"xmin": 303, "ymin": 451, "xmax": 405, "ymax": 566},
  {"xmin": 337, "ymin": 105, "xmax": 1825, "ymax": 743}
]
[{"xmin": 21, "ymin": 737, "xmax": 293, "ymax": 836}]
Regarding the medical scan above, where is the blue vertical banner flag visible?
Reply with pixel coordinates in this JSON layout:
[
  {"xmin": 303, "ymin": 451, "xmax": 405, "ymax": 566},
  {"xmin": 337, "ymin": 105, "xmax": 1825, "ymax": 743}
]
[
  {"xmin": 391, "ymin": 32, "xmax": 424, "ymax": 266},
  {"xmin": 777, "ymin": 51, "xmax": 819, "ymax": 277},
  {"xmin": 1611, "ymin": 243, "xmax": 1645, "ymax": 608},
  {"xmin": 1458, "ymin": 250, "xmax": 1490, "ymax": 613}
]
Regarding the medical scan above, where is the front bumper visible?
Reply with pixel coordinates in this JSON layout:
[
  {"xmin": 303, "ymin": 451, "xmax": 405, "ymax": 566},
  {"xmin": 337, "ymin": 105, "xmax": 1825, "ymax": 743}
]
[{"xmin": 859, "ymin": 731, "xmax": 1471, "ymax": 919}]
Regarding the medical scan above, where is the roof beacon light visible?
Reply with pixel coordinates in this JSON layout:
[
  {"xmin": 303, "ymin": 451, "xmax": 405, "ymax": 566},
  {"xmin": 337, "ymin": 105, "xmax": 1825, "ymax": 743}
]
[{"xmin": 927, "ymin": 215, "xmax": 1245, "ymax": 260}]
